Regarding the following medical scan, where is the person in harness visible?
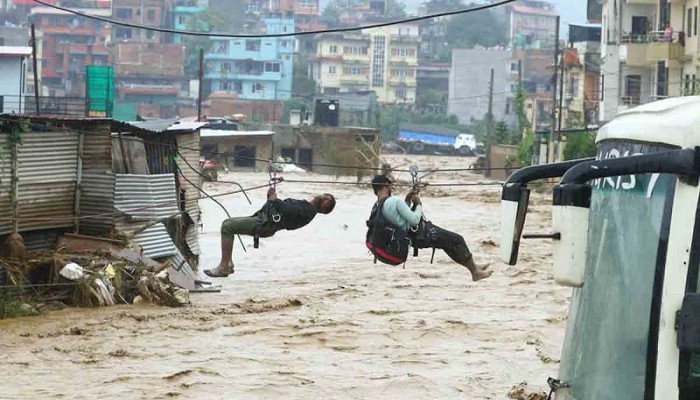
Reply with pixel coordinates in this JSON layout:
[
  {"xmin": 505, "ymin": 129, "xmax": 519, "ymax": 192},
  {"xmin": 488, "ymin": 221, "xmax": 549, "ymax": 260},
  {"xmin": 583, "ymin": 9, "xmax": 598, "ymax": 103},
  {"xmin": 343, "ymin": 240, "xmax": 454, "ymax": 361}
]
[
  {"xmin": 367, "ymin": 174, "xmax": 493, "ymax": 281},
  {"xmin": 204, "ymin": 186, "xmax": 336, "ymax": 278}
]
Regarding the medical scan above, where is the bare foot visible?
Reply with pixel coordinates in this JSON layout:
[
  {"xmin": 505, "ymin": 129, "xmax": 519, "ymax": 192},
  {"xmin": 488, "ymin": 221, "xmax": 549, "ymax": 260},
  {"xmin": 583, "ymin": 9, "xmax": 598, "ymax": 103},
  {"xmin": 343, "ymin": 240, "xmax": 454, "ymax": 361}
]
[
  {"xmin": 204, "ymin": 263, "xmax": 235, "ymax": 278},
  {"xmin": 471, "ymin": 268, "xmax": 494, "ymax": 282}
]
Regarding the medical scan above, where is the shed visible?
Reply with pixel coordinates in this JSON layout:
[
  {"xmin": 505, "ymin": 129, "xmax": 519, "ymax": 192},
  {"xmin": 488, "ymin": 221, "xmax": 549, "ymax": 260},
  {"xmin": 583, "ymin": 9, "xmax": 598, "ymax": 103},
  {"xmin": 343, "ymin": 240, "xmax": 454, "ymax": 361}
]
[{"xmin": 199, "ymin": 129, "xmax": 275, "ymax": 172}]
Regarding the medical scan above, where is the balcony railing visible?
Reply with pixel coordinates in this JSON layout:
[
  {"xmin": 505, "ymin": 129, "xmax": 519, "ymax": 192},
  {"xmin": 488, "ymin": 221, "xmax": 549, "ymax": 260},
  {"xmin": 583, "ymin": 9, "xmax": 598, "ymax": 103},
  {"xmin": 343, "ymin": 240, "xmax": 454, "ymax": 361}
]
[{"xmin": 621, "ymin": 30, "xmax": 683, "ymax": 44}]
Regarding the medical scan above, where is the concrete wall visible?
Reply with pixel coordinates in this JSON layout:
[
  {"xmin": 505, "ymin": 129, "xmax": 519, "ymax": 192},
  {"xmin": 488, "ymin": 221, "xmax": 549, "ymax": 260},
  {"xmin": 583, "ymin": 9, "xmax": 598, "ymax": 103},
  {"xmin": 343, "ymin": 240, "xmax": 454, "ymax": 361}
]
[
  {"xmin": 0, "ymin": 55, "xmax": 26, "ymax": 113},
  {"xmin": 449, "ymin": 48, "xmax": 514, "ymax": 126},
  {"xmin": 272, "ymin": 125, "xmax": 380, "ymax": 176},
  {"xmin": 201, "ymin": 135, "xmax": 273, "ymax": 172}
]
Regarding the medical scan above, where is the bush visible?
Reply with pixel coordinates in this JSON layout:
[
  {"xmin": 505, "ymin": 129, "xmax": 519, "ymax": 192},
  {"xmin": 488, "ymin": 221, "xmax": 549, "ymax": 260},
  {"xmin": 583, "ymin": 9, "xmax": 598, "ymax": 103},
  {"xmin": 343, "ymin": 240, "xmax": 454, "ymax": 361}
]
[
  {"xmin": 564, "ymin": 130, "xmax": 597, "ymax": 160},
  {"xmin": 518, "ymin": 131, "xmax": 535, "ymax": 166}
]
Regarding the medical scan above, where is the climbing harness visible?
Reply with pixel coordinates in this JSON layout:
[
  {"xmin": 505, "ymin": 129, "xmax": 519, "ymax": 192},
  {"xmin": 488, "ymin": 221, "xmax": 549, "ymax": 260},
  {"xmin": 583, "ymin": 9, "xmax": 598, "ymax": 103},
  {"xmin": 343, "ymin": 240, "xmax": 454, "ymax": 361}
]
[
  {"xmin": 407, "ymin": 165, "xmax": 437, "ymax": 264},
  {"xmin": 253, "ymin": 167, "xmax": 284, "ymax": 248}
]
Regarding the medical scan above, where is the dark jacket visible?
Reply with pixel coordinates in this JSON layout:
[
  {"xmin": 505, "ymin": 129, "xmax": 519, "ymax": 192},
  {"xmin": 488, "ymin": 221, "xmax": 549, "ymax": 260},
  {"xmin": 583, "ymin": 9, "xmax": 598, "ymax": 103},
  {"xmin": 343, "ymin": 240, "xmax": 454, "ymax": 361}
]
[{"xmin": 256, "ymin": 198, "xmax": 317, "ymax": 231}]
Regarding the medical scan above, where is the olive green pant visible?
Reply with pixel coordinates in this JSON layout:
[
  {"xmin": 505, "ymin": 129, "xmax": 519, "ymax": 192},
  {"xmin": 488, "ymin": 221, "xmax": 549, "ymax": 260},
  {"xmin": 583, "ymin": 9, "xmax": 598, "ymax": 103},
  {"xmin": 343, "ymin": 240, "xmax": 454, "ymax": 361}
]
[{"xmin": 221, "ymin": 216, "xmax": 276, "ymax": 240}]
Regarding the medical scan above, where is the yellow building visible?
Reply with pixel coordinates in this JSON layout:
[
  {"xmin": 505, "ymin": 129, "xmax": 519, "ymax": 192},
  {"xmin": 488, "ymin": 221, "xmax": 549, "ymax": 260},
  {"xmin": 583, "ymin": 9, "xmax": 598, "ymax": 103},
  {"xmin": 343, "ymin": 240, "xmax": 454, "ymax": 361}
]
[{"xmin": 314, "ymin": 23, "xmax": 419, "ymax": 104}]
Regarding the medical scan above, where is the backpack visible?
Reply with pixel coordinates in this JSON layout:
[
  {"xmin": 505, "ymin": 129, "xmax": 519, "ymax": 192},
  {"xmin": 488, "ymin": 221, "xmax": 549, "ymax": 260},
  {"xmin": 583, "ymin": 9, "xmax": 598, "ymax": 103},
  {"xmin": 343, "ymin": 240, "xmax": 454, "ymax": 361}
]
[{"xmin": 365, "ymin": 197, "xmax": 410, "ymax": 266}]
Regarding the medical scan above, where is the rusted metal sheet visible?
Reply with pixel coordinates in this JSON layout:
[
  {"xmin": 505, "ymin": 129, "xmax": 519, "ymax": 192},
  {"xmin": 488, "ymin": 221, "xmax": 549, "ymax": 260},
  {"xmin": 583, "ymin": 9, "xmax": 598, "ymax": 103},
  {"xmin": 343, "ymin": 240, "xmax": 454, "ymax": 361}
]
[
  {"xmin": 114, "ymin": 174, "xmax": 179, "ymax": 221},
  {"xmin": 80, "ymin": 171, "xmax": 115, "ymax": 235},
  {"xmin": 82, "ymin": 125, "xmax": 112, "ymax": 171},
  {"xmin": 0, "ymin": 131, "xmax": 80, "ymax": 235},
  {"xmin": 131, "ymin": 223, "xmax": 178, "ymax": 259},
  {"xmin": 175, "ymin": 133, "xmax": 201, "ymax": 221}
]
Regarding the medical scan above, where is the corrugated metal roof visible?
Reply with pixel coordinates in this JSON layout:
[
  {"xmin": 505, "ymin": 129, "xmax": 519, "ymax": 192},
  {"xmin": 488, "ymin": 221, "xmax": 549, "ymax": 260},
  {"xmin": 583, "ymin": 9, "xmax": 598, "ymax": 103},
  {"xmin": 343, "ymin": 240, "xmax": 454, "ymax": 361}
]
[
  {"xmin": 175, "ymin": 133, "xmax": 201, "ymax": 220},
  {"xmin": 114, "ymin": 174, "xmax": 179, "ymax": 221},
  {"xmin": 131, "ymin": 223, "xmax": 178, "ymax": 259},
  {"xmin": 185, "ymin": 224, "xmax": 200, "ymax": 255},
  {"xmin": 115, "ymin": 119, "xmax": 207, "ymax": 134},
  {"xmin": 200, "ymin": 129, "xmax": 274, "ymax": 137},
  {"xmin": 80, "ymin": 172, "xmax": 114, "ymax": 235},
  {"xmin": 0, "ymin": 132, "xmax": 79, "ymax": 235}
]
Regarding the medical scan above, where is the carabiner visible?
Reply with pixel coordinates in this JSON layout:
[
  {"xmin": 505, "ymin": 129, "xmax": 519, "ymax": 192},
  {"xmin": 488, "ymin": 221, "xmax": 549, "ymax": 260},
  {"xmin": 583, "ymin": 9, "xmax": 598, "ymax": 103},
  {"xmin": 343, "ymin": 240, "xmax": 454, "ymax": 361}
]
[{"xmin": 272, "ymin": 214, "xmax": 281, "ymax": 223}]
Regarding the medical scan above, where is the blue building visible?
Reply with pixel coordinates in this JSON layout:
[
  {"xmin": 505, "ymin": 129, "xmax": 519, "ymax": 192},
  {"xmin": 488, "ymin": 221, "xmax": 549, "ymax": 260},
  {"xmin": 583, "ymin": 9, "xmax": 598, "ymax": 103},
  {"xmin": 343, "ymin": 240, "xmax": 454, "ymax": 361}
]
[
  {"xmin": 205, "ymin": 18, "xmax": 294, "ymax": 101},
  {"xmin": 173, "ymin": 0, "xmax": 208, "ymax": 43}
]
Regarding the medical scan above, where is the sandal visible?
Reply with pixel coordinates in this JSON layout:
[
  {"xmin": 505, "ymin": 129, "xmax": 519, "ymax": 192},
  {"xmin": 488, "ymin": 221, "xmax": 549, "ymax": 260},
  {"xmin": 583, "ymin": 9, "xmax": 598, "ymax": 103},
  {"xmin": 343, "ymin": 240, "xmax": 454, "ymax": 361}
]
[{"xmin": 203, "ymin": 268, "xmax": 233, "ymax": 278}]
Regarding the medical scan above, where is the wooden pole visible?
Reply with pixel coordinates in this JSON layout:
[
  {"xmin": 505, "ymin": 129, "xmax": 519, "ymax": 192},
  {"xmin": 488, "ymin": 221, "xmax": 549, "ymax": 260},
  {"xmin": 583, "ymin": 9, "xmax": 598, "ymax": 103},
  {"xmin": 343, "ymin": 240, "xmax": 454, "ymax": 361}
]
[{"xmin": 31, "ymin": 24, "xmax": 40, "ymax": 115}]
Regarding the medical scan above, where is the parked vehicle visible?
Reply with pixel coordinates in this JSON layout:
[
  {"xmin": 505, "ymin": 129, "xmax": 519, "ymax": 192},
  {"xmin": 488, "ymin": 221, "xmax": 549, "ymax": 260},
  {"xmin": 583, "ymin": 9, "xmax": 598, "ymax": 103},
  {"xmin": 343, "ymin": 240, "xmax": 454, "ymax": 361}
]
[{"xmin": 397, "ymin": 124, "xmax": 477, "ymax": 156}]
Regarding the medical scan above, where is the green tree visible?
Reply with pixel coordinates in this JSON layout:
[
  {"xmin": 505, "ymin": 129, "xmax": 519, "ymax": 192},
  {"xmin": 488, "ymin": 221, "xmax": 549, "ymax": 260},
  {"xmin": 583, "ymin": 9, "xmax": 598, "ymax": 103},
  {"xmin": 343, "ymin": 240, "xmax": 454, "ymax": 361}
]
[
  {"xmin": 416, "ymin": 89, "xmax": 447, "ymax": 113},
  {"xmin": 282, "ymin": 97, "xmax": 310, "ymax": 124},
  {"xmin": 445, "ymin": 4, "xmax": 508, "ymax": 49},
  {"xmin": 563, "ymin": 130, "xmax": 597, "ymax": 160},
  {"xmin": 292, "ymin": 59, "xmax": 317, "ymax": 98},
  {"xmin": 320, "ymin": 1, "xmax": 340, "ymax": 27}
]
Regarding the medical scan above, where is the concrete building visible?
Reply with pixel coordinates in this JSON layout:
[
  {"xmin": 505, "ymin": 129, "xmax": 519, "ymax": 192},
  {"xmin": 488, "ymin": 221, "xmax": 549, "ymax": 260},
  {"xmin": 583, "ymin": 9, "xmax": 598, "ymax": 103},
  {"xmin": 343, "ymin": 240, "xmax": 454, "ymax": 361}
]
[
  {"xmin": 598, "ymin": 0, "xmax": 684, "ymax": 122},
  {"xmin": 111, "ymin": 42, "xmax": 186, "ymax": 119},
  {"xmin": 314, "ymin": 91, "xmax": 378, "ymax": 126},
  {"xmin": 29, "ymin": 6, "xmax": 111, "ymax": 97},
  {"xmin": 417, "ymin": 61, "xmax": 449, "ymax": 113},
  {"xmin": 509, "ymin": 1, "xmax": 558, "ymax": 50},
  {"xmin": 313, "ymin": 32, "xmax": 372, "ymax": 94},
  {"xmin": 112, "ymin": 0, "xmax": 174, "ymax": 44},
  {"xmin": 449, "ymin": 48, "xmax": 514, "ymax": 126},
  {"xmin": 0, "ymin": 46, "xmax": 31, "ymax": 113},
  {"xmin": 363, "ymin": 23, "xmax": 420, "ymax": 104},
  {"xmin": 0, "ymin": 26, "xmax": 40, "ymax": 98},
  {"xmin": 205, "ymin": 18, "xmax": 294, "ymax": 101},
  {"xmin": 173, "ymin": 0, "xmax": 208, "ymax": 43},
  {"xmin": 561, "ymin": 24, "xmax": 601, "ymax": 127}
]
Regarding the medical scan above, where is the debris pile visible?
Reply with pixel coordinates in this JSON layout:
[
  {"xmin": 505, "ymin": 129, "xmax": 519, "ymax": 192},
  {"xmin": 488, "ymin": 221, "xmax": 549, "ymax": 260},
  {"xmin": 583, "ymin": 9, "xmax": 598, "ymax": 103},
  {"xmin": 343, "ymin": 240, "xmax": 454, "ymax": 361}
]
[{"xmin": 0, "ymin": 233, "xmax": 190, "ymax": 317}]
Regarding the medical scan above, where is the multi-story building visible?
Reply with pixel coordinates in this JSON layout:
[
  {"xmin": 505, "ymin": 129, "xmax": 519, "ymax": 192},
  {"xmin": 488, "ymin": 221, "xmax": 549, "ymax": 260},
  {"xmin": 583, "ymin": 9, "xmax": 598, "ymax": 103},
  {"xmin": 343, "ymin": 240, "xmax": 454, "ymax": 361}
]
[
  {"xmin": 205, "ymin": 18, "xmax": 294, "ymax": 100},
  {"xmin": 173, "ymin": 0, "xmax": 207, "ymax": 43},
  {"xmin": 561, "ymin": 24, "xmax": 601, "ymax": 127},
  {"xmin": 313, "ymin": 32, "xmax": 372, "ymax": 94},
  {"xmin": 29, "ymin": 6, "xmax": 111, "ymax": 97},
  {"xmin": 598, "ymin": 0, "xmax": 686, "ymax": 122},
  {"xmin": 364, "ymin": 23, "xmax": 419, "ymax": 104},
  {"xmin": 0, "ymin": 26, "xmax": 41, "ymax": 97},
  {"xmin": 509, "ymin": 1, "xmax": 558, "ymax": 50},
  {"xmin": 112, "ymin": 0, "xmax": 174, "ymax": 44},
  {"xmin": 0, "ymin": 45, "xmax": 31, "ymax": 114},
  {"xmin": 448, "ymin": 48, "xmax": 514, "ymax": 126}
]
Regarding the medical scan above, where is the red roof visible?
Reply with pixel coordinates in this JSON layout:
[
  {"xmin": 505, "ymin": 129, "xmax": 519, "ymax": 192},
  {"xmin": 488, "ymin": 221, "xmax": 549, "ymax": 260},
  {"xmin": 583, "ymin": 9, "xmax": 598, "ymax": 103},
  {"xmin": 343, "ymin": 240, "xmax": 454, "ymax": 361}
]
[{"xmin": 512, "ymin": 4, "xmax": 558, "ymax": 17}]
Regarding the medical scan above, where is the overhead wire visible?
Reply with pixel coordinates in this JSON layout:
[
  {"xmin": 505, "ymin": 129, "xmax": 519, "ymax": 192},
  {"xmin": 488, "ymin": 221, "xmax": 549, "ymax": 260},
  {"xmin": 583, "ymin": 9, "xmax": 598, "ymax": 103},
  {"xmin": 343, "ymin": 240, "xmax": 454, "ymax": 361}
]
[{"xmin": 30, "ymin": 0, "xmax": 517, "ymax": 38}]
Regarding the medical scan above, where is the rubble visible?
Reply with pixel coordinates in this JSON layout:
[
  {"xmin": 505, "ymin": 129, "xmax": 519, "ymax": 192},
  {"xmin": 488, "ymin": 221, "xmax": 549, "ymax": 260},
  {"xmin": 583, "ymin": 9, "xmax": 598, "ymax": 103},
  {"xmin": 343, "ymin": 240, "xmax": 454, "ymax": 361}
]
[{"xmin": 0, "ymin": 233, "xmax": 191, "ymax": 317}]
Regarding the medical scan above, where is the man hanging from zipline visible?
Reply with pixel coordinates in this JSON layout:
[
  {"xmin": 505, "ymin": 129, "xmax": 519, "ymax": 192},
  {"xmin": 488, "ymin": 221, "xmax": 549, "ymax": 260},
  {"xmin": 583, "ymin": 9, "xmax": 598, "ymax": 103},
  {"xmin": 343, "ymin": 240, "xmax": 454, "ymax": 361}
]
[
  {"xmin": 366, "ymin": 174, "xmax": 493, "ymax": 281},
  {"xmin": 204, "ymin": 181, "xmax": 336, "ymax": 278}
]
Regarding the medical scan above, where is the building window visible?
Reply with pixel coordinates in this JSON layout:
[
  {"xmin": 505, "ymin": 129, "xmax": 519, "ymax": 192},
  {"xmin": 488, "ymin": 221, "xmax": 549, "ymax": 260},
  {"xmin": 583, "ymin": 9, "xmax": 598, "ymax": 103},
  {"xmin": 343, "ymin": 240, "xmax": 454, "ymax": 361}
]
[
  {"xmin": 689, "ymin": 8, "xmax": 693, "ymax": 38},
  {"xmin": 213, "ymin": 41, "xmax": 228, "ymax": 53},
  {"xmin": 394, "ymin": 88, "xmax": 407, "ymax": 99},
  {"xmin": 505, "ymin": 98, "xmax": 512, "ymax": 115},
  {"xmin": 568, "ymin": 75, "xmax": 579, "ymax": 97},
  {"xmin": 391, "ymin": 47, "xmax": 416, "ymax": 57},
  {"xmin": 329, "ymin": 45, "xmax": 338, "ymax": 53},
  {"xmin": 328, "ymin": 65, "xmax": 336, "ymax": 74},
  {"xmin": 252, "ymin": 83, "xmax": 265, "ymax": 93},
  {"xmin": 147, "ymin": 8, "xmax": 156, "ymax": 22},
  {"xmin": 695, "ymin": 7, "xmax": 698, "ymax": 36},
  {"xmin": 146, "ymin": 30, "xmax": 154, "ymax": 40},
  {"xmin": 344, "ymin": 66, "xmax": 361, "ymax": 75},
  {"xmin": 246, "ymin": 39, "xmax": 261, "ymax": 51},
  {"xmin": 178, "ymin": 15, "xmax": 186, "ymax": 25},
  {"xmin": 510, "ymin": 62, "xmax": 519, "ymax": 72},
  {"xmin": 115, "ymin": 8, "xmax": 132, "ymax": 20},
  {"xmin": 222, "ymin": 62, "xmax": 232, "ymax": 72},
  {"xmin": 116, "ymin": 27, "xmax": 132, "ymax": 39},
  {"xmin": 343, "ymin": 46, "xmax": 368, "ymax": 55},
  {"xmin": 624, "ymin": 75, "xmax": 641, "ymax": 104},
  {"xmin": 265, "ymin": 62, "xmax": 281, "ymax": 72}
]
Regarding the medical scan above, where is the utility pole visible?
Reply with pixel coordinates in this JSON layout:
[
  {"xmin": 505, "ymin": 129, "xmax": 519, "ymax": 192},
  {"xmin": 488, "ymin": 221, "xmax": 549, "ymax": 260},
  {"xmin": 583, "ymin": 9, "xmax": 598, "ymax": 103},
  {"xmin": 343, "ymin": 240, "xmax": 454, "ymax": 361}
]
[
  {"xmin": 487, "ymin": 67, "xmax": 494, "ymax": 137},
  {"xmin": 549, "ymin": 15, "xmax": 560, "ymax": 163},
  {"xmin": 558, "ymin": 47, "xmax": 565, "ymax": 134},
  {"xmin": 30, "ymin": 24, "xmax": 40, "ymax": 115},
  {"xmin": 197, "ymin": 48, "xmax": 204, "ymax": 122}
]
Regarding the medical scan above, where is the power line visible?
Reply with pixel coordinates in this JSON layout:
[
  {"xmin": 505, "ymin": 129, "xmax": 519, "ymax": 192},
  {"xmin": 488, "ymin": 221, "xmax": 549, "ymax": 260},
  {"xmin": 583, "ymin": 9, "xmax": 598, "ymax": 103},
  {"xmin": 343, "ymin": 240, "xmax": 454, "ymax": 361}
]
[{"xmin": 31, "ymin": 0, "xmax": 517, "ymax": 38}]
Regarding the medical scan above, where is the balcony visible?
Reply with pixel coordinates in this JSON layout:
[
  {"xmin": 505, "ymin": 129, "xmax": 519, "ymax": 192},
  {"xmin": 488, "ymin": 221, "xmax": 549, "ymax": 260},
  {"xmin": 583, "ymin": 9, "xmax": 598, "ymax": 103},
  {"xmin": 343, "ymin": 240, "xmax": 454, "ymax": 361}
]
[
  {"xmin": 340, "ymin": 75, "xmax": 370, "ymax": 85},
  {"xmin": 621, "ymin": 31, "xmax": 684, "ymax": 66},
  {"xmin": 389, "ymin": 57, "xmax": 417, "ymax": 66},
  {"xmin": 205, "ymin": 70, "xmax": 282, "ymax": 81},
  {"xmin": 391, "ymin": 34, "xmax": 420, "ymax": 43},
  {"xmin": 388, "ymin": 76, "xmax": 417, "ymax": 87}
]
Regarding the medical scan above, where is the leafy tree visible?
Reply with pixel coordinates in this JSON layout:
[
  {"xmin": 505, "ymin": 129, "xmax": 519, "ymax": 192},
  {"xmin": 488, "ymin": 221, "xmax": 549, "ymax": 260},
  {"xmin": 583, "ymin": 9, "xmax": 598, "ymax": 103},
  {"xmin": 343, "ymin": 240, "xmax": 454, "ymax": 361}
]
[
  {"xmin": 385, "ymin": 0, "xmax": 407, "ymax": 18},
  {"xmin": 416, "ymin": 89, "xmax": 447, "ymax": 113},
  {"xmin": 563, "ymin": 130, "xmax": 597, "ymax": 160},
  {"xmin": 282, "ymin": 97, "xmax": 310, "ymax": 123},
  {"xmin": 292, "ymin": 59, "xmax": 317, "ymax": 98},
  {"xmin": 320, "ymin": 2, "xmax": 340, "ymax": 27},
  {"xmin": 445, "ymin": 4, "xmax": 508, "ymax": 49}
]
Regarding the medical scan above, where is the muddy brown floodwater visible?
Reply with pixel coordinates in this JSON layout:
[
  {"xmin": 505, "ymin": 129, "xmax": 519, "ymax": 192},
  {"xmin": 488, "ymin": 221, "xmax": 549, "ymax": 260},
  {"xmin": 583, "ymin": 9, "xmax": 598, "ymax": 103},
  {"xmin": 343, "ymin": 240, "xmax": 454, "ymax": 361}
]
[{"xmin": 0, "ymin": 155, "xmax": 570, "ymax": 399}]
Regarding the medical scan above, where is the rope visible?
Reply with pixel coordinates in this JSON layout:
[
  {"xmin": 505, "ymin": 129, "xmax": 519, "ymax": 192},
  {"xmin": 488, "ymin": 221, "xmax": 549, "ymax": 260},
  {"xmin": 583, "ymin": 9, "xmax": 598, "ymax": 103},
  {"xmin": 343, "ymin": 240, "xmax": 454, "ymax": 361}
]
[{"xmin": 176, "ymin": 150, "xmax": 252, "ymax": 205}]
